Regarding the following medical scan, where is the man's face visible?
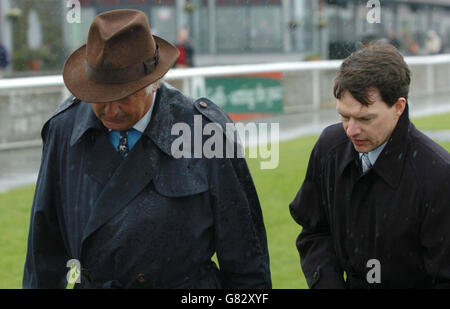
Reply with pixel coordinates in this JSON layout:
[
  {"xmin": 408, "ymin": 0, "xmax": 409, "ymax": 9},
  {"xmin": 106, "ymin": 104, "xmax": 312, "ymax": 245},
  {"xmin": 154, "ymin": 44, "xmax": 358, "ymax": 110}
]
[
  {"xmin": 91, "ymin": 88, "xmax": 152, "ymax": 131},
  {"xmin": 336, "ymin": 89, "xmax": 405, "ymax": 153}
]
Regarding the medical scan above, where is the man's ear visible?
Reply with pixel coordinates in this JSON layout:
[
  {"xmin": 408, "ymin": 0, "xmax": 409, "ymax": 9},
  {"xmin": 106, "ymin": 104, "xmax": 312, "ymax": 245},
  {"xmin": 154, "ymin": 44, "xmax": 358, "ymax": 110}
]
[{"xmin": 393, "ymin": 97, "xmax": 406, "ymax": 120}]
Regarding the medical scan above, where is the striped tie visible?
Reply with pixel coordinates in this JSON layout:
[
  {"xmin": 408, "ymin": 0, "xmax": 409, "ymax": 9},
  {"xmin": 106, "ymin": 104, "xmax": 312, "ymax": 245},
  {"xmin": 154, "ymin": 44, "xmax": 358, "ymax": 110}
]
[
  {"xmin": 117, "ymin": 130, "xmax": 129, "ymax": 158},
  {"xmin": 361, "ymin": 153, "xmax": 372, "ymax": 173}
]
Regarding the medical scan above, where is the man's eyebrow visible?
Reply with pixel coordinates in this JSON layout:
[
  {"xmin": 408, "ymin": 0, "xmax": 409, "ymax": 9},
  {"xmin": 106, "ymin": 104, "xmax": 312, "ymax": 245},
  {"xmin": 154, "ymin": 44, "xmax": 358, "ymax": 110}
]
[
  {"xmin": 357, "ymin": 113, "xmax": 376, "ymax": 119},
  {"xmin": 337, "ymin": 111, "xmax": 349, "ymax": 117},
  {"xmin": 337, "ymin": 111, "xmax": 376, "ymax": 119}
]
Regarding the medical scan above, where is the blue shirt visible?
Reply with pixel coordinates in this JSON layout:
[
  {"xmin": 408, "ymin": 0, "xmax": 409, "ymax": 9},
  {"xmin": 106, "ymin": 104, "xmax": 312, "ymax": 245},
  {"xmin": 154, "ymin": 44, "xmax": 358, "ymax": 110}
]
[
  {"xmin": 108, "ymin": 90, "xmax": 157, "ymax": 151},
  {"xmin": 358, "ymin": 141, "xmax": 387, "ymax": 166}
]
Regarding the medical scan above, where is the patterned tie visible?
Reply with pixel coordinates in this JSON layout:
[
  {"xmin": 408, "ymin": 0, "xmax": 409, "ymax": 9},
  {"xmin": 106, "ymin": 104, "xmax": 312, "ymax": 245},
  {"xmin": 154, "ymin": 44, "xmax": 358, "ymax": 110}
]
[
  {"xmin": 117, "ymin": 130, "xmax": 130, "ymax": 158},
  {"xmin": 361, "ymin": 153, "xmax": 373, "ymax": 173}
]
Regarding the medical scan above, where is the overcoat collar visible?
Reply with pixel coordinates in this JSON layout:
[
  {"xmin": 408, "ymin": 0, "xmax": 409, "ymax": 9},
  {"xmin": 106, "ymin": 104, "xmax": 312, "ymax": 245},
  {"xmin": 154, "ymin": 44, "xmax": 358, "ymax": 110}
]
[
  {"xmin": 70, "ymin": 82, "xmax": 177, "ymax": 157},
  {"xmin": 68, "ymin": 83, "xmax": 180, "ymax": 251},
  {"xmin": 338, "ymin": 104, "xmax": 411, "ymax": 189}
]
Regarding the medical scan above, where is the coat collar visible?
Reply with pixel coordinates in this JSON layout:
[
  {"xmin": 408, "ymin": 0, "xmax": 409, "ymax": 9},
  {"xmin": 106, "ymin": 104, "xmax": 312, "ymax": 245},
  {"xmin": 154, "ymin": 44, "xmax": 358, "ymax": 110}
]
[
  {"xmin": 70, "ymin": 82, "xmax": 177, "ymax": 157},
  {"xmin": 144, "ymin": 83, "xmax": 178, "ymax": 157},
  {"xmin": 70, "ymin": 102, "xmax": 104, "ymax": 146},
  {"xmin": 371, "ymin": 104, "xmax": 410, "ymax": 188},
  {"xmin": 70, "ymin": 83, "xmax": 187, "ymax": 249},
  {"xmin": 339, "ymin": 104, "xmax": 411, "ymax": 189}
]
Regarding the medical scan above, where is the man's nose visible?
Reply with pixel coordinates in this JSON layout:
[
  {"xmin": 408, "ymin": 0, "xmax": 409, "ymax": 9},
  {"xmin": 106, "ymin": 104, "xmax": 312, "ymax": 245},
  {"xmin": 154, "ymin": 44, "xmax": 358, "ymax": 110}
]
[
  {"xmin": 104, "ymin": 102, "xmax": 121, "ymax": 118},
  {"xmin": 346, "ymin": 119, "xmax": 361, "ymax": 137}
]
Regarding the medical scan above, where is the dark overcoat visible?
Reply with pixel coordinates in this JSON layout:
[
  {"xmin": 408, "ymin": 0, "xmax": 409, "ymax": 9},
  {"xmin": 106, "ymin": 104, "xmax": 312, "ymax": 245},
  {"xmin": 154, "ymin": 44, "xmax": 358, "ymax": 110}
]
[
  {"xmin": 23, "ymin": 83, "xmax": 271, "ymax": 289},
  {"xmin": 290, "ymin": 105, "xmax": 450, "ymax": 288}
]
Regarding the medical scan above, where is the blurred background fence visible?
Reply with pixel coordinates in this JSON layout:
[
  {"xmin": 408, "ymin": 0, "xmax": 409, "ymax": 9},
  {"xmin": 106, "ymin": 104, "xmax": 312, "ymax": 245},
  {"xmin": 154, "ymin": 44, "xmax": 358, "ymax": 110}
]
[{"xmin": 1, "ymin": 53, "xmax": 449, "ymax": 149}]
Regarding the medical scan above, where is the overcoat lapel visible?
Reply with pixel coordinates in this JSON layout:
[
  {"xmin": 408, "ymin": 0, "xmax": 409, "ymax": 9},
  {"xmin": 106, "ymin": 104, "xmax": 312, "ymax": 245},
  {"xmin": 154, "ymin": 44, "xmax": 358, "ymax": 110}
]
[
  {"xmin": 81, "ymin": 136, "xmax": 161, "ymax": 246},
  {"xmin": 85, "ymin": 132, "xmax": 123, "ymax": 185},
  {"xmin": 79, "ymin": 83, "xmax": 178, "ymax": 250}
]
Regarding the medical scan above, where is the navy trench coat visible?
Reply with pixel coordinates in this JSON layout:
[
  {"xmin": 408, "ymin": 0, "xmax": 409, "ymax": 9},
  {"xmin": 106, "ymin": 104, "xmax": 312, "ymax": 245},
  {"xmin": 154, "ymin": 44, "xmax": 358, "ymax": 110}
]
[
  {"xmin": 290, "ymin": 104, "xmax": 450, "ymax": 288},
  {"xmin": 23, "ymin": 83, "xmax": 271, "ymax": 289}
]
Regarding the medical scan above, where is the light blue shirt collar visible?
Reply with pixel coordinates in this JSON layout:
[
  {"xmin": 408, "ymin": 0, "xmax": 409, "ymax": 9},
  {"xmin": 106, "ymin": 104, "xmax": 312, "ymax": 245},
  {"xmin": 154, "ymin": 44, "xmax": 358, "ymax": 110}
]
[
  {"xmin": 133, "ymin": 90, "xmax": 157, "ymax": 133},
  {"xmin": 359, "ymin": 141, "xmax": 387, "ymax": 166}
]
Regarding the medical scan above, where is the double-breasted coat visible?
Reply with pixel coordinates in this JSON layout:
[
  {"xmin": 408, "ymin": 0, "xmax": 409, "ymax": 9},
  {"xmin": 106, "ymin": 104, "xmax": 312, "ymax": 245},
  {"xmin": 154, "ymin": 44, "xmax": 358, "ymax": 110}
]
[
  {"xmin": 23, "ymin": 83, "xmax": 271, "ymax": 289},
  {"xmin": 290, "ymin": 105, "xmax": 450, "ymax": 288}
]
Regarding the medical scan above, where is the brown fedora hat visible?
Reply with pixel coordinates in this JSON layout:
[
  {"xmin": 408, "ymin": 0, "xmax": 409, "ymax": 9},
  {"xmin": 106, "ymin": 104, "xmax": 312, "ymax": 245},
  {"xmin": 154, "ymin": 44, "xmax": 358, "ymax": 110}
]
[{"xmin": 63, "ymin": 9, "xmax": 179, "ymax": 103}]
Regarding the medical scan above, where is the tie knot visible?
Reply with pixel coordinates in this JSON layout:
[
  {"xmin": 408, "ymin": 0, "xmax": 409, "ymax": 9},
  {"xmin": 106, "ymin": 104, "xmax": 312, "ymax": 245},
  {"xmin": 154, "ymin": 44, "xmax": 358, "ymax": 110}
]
[
  {"xmin": 118, "ymin": 130, "xmax": 130, "ymax": 158},
  {"xmin": 361, "ymin": 153, "xmax": 372, "ymax": 173}
]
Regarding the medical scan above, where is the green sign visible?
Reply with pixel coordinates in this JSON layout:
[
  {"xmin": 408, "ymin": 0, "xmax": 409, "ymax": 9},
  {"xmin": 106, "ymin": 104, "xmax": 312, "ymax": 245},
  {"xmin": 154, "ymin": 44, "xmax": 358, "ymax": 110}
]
[{"xmin": 193, "ymin": 74, "xmax": 284, "ymax": 114}]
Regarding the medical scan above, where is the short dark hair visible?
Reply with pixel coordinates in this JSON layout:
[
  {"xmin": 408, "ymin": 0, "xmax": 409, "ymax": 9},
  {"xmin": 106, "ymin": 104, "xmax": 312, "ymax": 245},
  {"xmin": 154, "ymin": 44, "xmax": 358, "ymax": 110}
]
[{"xmin": 333, "ymin": 42, "xmax": 411, "ymax": 106}]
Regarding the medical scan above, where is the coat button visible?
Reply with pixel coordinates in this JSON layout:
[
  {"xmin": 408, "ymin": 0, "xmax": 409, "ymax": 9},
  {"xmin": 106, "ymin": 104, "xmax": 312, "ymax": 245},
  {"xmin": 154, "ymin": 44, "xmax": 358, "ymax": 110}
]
[
  {"xmin": 199, "ymin": 101, "xmax": 207, "ymax": 108},
  {"xmin": 137, "ymin": 273, "xmax": 147, "ymax": 283}
]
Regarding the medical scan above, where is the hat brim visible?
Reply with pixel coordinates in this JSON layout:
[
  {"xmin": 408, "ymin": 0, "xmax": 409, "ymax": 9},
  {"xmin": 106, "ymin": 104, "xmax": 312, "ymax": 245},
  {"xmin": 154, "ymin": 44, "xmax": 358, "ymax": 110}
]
[{"xmin": 63, "ymin": 36, "xmax": 180, "ymax": 103}]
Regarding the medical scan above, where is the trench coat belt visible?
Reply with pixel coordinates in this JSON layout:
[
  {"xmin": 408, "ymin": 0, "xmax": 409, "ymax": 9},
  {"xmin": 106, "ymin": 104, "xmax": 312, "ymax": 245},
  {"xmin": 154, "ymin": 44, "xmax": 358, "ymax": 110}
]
[{"xmin": 78, "ymin": 262, "xmax": 219, "ymax": 288}]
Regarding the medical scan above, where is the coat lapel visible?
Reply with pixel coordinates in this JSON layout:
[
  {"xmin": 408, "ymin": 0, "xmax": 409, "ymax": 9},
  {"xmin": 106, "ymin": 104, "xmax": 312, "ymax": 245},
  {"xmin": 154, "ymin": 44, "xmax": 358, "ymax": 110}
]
[
  {"xmin": 79, "ymin": 83, "xmax": 183, "ymax": 248},
  {"xmin": 372, "ymin": 104, "xmax": 410, "ymax": 188},
  {"xmin": 70, "ymin": 103, "xmax": 123, "ymax": 186},
  {"xmin": 81, "ymin": 136, "xmax": 161, "ymax": 245},
  {"xmin": 85, "ymin": 132, "xmax": 123, "ymax": 185}
]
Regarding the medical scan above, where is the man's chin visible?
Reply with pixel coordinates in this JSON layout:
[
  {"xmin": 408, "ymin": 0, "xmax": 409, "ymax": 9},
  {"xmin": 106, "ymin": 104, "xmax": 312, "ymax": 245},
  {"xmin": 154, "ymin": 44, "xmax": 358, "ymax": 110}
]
[
  {"xmin": 351, "ymin": 142, "xmax": 373, "ymax": 153},
  {"xmin": 102, "ymin": 120, "xmax": 131, "ymax": 131}
]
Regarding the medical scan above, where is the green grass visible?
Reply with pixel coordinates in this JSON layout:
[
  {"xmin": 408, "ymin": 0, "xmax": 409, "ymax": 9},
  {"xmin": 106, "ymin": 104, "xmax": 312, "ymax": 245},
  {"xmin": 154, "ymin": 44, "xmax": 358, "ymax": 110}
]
[
  {"xmin": 246, "ymin": 136, "xmax": 318, "ymax": 289},
  {"xmin": 0, "ymin": 112, "xmax": 449, "ymax": 289},
  {"xmin": 411, "ymin": 112, "xmax": 450, "ymax": 131},
  {"xmin": 0, "ymin": 185, "xmax": 35, "ymax": 289}
]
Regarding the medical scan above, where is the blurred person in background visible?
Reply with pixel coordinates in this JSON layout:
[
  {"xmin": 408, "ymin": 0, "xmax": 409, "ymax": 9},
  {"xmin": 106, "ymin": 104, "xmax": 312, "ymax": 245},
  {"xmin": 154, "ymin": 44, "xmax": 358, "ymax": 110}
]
[
  {"xmin": 425, "ymin": 30, "xmax": 443, "ymax": 55},
  {"xmin": 175, "ymin": 28, "xmax": 194, "ymax": 68},
  {"xmin": 290, "ymin": 42, "xmax": 450, "ymax": 289},
  {"xmin": 387, "ymin": 31, "xmax": 400, "ymax": 50},
  {"xmin": 0, "ymin": 43, "xmax": 8, "ymax": 78},
  {"xmin": 402, "ymin": 33, "xmax": 420, "ymax": 55}
]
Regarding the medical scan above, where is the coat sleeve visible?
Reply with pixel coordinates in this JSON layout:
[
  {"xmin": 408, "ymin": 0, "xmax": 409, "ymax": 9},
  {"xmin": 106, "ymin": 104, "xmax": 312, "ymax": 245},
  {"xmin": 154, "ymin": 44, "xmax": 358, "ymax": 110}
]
[
  {"xmin": 210, "ymin": 154, "xmax": 272, "ymax": 288},
  {"xmin": 420, "ymin": 161, "xmax": 450, "ymax": 289},
  {"xmin": 22, "ymin": 120, "xmax": 70, "ymax": 288},
  {"xmin": 289, "ymin": 141, "xmax": 346, "ymax": 289}
]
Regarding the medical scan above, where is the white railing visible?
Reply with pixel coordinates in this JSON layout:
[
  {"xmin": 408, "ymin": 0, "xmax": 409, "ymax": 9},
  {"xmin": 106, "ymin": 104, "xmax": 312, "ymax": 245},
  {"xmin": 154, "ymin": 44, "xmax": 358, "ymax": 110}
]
[
  {"xmin": 0, "ymin": 54, "xmax": 449, "ymax": 151},
  {"xmin": 1, "ymin": 54, "xmax": 449, "ymax": 89},
  {"xmin": 1, "ymin": 53, "xmax": 449, "ymax": 113}
]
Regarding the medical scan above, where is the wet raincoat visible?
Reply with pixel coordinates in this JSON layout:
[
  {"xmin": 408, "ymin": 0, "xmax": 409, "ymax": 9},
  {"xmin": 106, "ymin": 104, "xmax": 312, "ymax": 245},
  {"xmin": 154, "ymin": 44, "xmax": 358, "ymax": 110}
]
[
  {"xmin": 290, "ymin": 104, "xmax": 450, "ymax": 288},
  {"xmin": 23, "ymin": 83, "xmax": 271, "ymax": 289}
]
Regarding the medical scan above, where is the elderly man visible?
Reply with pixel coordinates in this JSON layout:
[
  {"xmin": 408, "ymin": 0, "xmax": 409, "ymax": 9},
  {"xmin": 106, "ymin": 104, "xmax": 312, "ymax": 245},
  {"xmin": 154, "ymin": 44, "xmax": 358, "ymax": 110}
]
[
  {"xmin": 290, "ymin": 42, "xmax": 450, "ymax": 288},
  {"xmin": 23, "ymin": 9, "xmax": 271, "ymax": 289}
]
